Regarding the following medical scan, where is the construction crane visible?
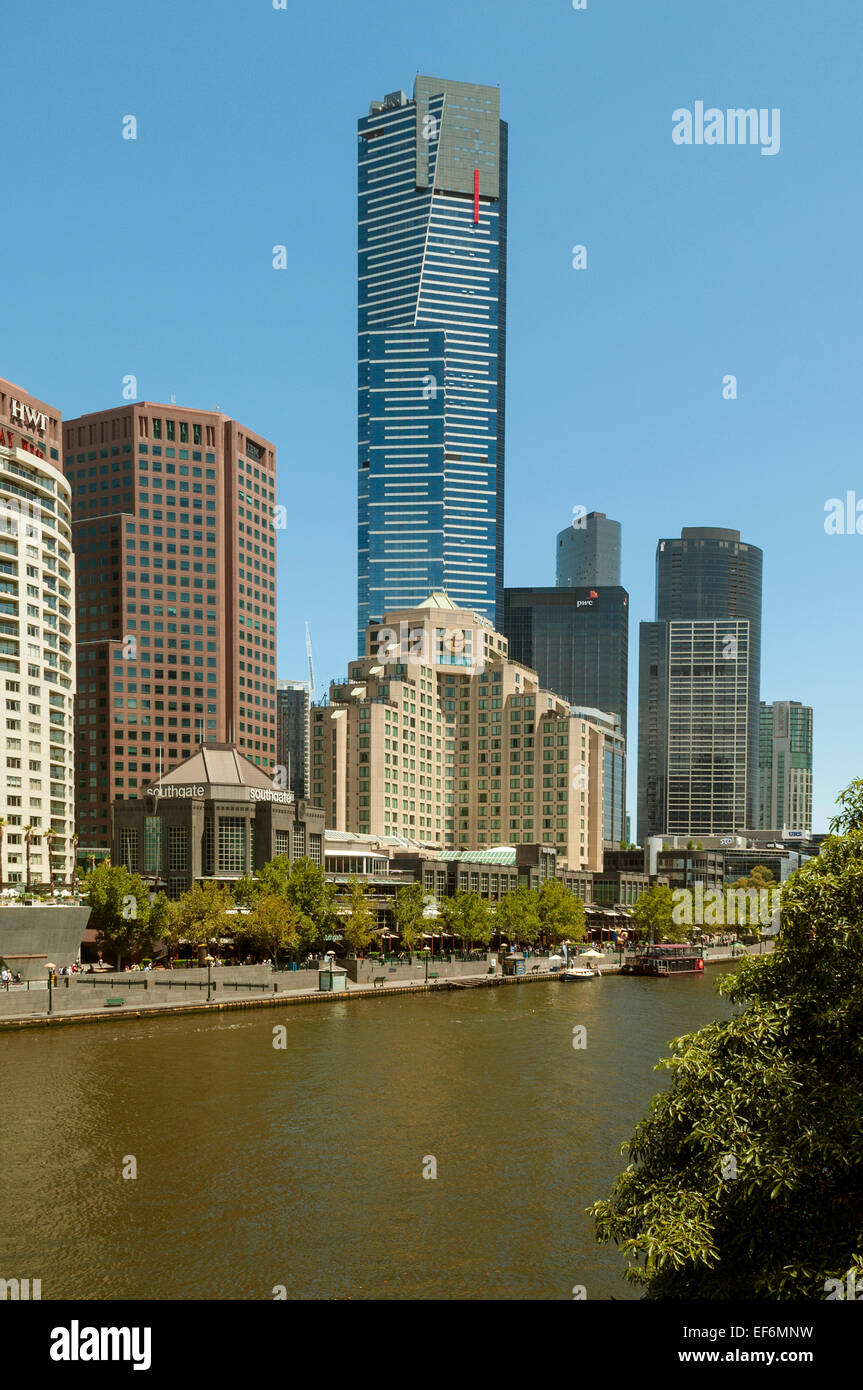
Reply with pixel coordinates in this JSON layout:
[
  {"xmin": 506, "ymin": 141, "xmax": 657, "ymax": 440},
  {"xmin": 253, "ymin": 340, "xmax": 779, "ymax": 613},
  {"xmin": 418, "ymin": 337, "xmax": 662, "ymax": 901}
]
[{"xmin": 305, "ymin": 621, "xmax": 316, "ymax": 702}]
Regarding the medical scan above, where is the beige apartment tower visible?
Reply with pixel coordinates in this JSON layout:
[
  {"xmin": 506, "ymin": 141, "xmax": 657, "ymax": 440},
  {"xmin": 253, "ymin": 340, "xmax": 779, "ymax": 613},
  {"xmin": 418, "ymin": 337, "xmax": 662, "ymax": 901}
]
[{"xmin": 311, "ymin": 595, "xmax": 605, "ymax": 871}]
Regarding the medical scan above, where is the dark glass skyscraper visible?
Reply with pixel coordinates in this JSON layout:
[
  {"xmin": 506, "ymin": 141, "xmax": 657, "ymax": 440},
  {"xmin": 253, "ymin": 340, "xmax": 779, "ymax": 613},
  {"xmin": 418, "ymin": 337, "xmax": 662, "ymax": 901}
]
[
  {"xmin": 637, "ymin": 527, "xmax": 763, "ymax": 841},
  {"xmin": 503, "ymin": 586, "xmax": 629, "ymax": 738},
  {"xmin": 357, "ymin": 77, "xmax": 507, "ymax": 648}
]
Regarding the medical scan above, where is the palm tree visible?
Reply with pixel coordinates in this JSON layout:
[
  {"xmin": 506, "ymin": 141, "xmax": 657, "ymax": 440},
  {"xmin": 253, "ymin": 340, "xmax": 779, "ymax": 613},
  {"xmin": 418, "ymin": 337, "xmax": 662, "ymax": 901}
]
[
  {"xmin": 0, "ymin": 817, "xmax": 6, "ymax": 891},
  {"xmin": 71, "ymin": 833, "xmax": 79, "ymax": 893},
  {"xmin": 44, "ymin": 828, "xmax": 58, "ymax": 898},
  {"xmin": 24, "ymin": 825, "xmax": 38, "ymax": 894}
]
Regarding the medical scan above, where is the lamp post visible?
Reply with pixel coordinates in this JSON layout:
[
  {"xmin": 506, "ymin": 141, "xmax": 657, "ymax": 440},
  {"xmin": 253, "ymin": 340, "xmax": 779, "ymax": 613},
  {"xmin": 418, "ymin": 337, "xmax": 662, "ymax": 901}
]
[
  {"xmin": 45, "ymin": 962, "xmax": 56, "ymax": 1015},
  {"xmin": 205, "ymin": 954, "xmax": 214, "ymax": 1002}
]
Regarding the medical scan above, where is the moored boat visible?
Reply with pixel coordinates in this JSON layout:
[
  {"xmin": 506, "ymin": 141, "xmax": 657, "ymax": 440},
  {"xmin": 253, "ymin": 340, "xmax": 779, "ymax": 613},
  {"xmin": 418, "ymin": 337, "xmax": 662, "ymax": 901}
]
[{"xmin": 620, "ymin": 944, "xmax": 705, "ymax": 976}]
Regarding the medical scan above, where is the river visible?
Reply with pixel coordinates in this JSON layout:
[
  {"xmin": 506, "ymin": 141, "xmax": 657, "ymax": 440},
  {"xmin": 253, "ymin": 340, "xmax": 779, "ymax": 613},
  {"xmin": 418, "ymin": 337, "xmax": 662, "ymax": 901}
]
[{"xmin": 0, "ymin": 963, "xmax": 739, "ymax": 1300}]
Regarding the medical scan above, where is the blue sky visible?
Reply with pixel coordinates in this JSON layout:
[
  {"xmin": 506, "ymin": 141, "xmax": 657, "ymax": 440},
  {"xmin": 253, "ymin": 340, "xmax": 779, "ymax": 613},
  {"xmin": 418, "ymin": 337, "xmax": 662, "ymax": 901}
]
[{"xmin": 3, "ymin": 0, "xmax": 859, "ymax": 831}]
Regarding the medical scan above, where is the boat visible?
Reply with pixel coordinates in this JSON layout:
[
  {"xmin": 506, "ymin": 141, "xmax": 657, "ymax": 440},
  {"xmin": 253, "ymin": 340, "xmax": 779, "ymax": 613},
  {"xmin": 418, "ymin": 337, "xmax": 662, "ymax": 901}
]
[
  {"xmin": 620, "ymin": 944, "xmax": 705, "ymax": 976},
  {"xmin": 562, "ymin": 963, "xmax": 595, "ymax": 981}
]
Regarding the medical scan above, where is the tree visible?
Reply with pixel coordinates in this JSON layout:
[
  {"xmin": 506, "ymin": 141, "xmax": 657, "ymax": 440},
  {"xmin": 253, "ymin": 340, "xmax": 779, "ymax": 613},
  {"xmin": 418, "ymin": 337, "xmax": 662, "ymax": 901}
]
[
  {"xmin": 239, "ymin": 893, "xmax": 302, "ymax": 969},
  {"xmin": 170, "ymin": 882, "xmax": 235, "ymax": 955},
  {"xmin": 495, "ymin": 887, "xmax": 540, "ymax": 945},
  {"xmin": 392, "ymin": 881, "xmax": 425, "ymax": 953},
  {"xmin": 83, "ymin": 862, "xmax": 151, "ymax": 968},
  {"xmin": 629, "ymin": 885, "xmax": 677, "ymax": 943},
  {"xmin": 589, "ymin": 779, "xmax": 863, "ymax": 1299},
  {"xmin": 148, "ymin": 892, "xmax": 173, "ymax": 956},
  {"xmin": 285, "ymin": 858, "xmax": 338, "ymax": 954},
  {"xmin": 439, "ymin": 891, "xmax": 493, "ymax": 950},
  {"xmin": 43, "ymin": 827, "xmax": 58, "ymax": 897},
  {"xmin": 341, "ymin": 877, "xmax": 375, "ymax": 956},
  {"xmin": 537, "ymin": 879, "xmax": 586, "ymax": 946}
]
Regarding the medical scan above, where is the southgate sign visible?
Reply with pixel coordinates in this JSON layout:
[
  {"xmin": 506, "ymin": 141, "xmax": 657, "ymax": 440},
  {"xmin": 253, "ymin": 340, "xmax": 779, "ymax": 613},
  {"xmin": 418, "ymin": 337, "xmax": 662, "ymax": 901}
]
[{"xmin": 147, "ymin": 784, "xmax": 293, "ymax": 804}]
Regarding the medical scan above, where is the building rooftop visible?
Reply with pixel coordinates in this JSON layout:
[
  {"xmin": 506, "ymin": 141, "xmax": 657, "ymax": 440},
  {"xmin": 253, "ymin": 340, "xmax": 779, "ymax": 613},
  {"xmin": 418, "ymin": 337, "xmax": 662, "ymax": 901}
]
[{"xmin": 155, "ymin": 743, "xmax": 275, "ymax": 789}]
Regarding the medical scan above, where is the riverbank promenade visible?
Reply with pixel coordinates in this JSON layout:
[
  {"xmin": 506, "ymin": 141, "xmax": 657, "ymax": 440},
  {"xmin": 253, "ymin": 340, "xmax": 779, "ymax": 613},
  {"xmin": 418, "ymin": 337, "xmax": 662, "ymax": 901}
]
[{"xmin": 0, "ymin": 944, "xmax": 771, "ymax": 1030}]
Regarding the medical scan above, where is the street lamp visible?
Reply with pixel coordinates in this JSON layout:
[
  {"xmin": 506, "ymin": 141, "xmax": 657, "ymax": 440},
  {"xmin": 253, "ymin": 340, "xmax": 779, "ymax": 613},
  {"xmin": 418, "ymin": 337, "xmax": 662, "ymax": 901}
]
[
  {"xmin": 45, "ymin": 962, "xmax": 56, "ymax": 1015},
  {"xmin": 205, "ymin": 954, "xmax": 215, "ymax": 1002}
]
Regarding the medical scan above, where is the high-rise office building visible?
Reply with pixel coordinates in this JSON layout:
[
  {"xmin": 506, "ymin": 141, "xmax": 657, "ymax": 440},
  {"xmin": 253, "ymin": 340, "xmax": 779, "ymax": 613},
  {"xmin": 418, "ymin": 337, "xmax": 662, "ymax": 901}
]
[
  {"xmin": 502, "ymin": 585, "xmax": 628, "ymax": 737},
  {"xmin": 0, "ymin": 380, "xmax": 77, "ymax": 887},
  {"xmin": 556, "ymin": 511, "xmax": 621, "ymax": 588},
  {"xmin": 313, "ymin": 594, "xmax": 605, "ymax": 870},
  {"xmin": 63, "ymin": 401, "xmax": 277, "ymax": 847},
  {"xmin": 759, "ymin": 701, "xmax": 813, "ymax": 833},
  {"xmin": 276, "ymin": 679, "xmax": 310, "ymax": 801},
  {"xmin": 638, "ymin": 527, "xmax": 763, "ymax": 841},
  {"xmin": 357, "ymin": 77, "xmax": 508, "ymax": 647}
]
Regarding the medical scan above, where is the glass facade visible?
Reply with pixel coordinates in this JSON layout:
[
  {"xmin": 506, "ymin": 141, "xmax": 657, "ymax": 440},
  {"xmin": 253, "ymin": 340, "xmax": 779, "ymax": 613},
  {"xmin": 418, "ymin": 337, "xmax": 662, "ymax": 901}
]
[
  {"xmin": 503, "ymin": 587, "xmax": 628, "ymax": 737},
  {"xmin": 759, "ymin": 700, "xmax": 813, "ymax": 832},
  {"xmin": 357, "ymin": 78, "xmax": 507, "ymax": 647}
]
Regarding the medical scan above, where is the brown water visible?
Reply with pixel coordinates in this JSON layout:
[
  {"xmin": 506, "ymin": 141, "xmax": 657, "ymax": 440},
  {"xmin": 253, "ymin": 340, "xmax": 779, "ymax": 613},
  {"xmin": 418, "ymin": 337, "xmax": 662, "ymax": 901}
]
[{"xmin": 0, "ymin": 965, "xmax": 738, "ymax": 1300}]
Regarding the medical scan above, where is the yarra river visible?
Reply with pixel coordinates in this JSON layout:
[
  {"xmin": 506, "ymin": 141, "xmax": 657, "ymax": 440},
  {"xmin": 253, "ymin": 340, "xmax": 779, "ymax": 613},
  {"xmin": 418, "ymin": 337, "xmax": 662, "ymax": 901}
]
[{"xmin": 0, "ymin": 964, "xmax": 738, "ymax": 1300}]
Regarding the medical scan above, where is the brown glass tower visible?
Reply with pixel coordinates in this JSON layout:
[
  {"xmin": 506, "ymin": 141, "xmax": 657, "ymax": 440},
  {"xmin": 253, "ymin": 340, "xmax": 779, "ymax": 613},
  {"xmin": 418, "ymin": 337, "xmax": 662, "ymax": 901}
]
[{"xmin": 63, "ymin": 401, "xmax": 277, "ymax": 848}]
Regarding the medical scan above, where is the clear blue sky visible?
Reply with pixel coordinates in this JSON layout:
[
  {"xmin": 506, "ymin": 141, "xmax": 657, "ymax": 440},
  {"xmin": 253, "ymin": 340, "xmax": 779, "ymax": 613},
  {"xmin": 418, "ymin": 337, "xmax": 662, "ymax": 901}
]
[{"xmin": 3, "ymin": 0, "xmax": 859, "ymax": 832}]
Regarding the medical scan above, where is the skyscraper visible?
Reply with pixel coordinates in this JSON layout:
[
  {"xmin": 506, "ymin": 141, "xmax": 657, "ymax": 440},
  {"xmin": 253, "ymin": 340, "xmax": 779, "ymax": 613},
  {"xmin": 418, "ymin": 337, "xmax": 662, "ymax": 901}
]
[
  {"xmin": 759, "ymin": 701, "xmax": 813, "ymax": 833},
  {"xmin": 556, "ymin": 511, "xmax": 621, "ymax": 588},
  {"xmin": 637, "ymin": 527, "xmax": 763, "ymax": 841},
  {"xmin": 276, "ymin": 679, "xmax": 310, "ymax": 801},
  {"xmin": 63, "ymin": 401, "xmax": 277, "ymax": 848},
  {"xmin": 0, "ymin": 380, "xmax": 77, "ymax": 888},
  {"xmin": 502, "ymin": 586, "xmax": 629, "ymax": 736},
  {"xmin": 357, "ymin": 77, "xmax": 507, "ymax": 647}
]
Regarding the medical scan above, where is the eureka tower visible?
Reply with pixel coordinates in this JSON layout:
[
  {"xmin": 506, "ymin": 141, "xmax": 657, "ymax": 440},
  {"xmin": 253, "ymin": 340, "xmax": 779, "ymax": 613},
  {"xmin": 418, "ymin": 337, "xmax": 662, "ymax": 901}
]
[{"xmin": 357, "ymin": 76, "xmax": 507, "ymax": 648}]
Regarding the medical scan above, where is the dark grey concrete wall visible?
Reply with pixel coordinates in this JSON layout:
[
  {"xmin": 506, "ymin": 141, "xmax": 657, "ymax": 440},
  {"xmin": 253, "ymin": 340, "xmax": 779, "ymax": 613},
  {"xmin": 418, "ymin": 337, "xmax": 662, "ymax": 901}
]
[{"xmin": 0, "ymin": 907, "xmax": 91, "ymax": 980}]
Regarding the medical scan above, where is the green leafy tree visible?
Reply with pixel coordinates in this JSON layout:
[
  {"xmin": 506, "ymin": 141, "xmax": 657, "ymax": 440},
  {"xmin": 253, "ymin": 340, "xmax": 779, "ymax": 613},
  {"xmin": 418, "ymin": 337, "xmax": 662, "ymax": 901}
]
[
  {"xmin": 83, "ymin": 862, "xmax": 151, "ymax": 968},
  {"xmin": 286, "ymin": 858, "xmax": 338, "ymax": 954},
  {"xmin": 495, "ymin": 887, "xmax": 541, "ymax": 945},
  {"xmin": 392, "ymin": 881, "xmax": 425, "ymax": 953},
  {"xmin": 439, "ymin": 891, "xmax": 493, "ymax": 949},
  {"xmin": 629, "ymin": 884, "xmax": 679, "ymax": 943},
  {"xmin": 239, "ymin": 893, "xmax": 302, "ymax": 968},
  {"xmin": 341, "ymin": 877, "xmax": 375, "ymax": 956},
  {"xmin": 537, "ymin": 879, "xmax": 586, "ymax": 947},
  {"xmin": 148, "ymin": 892, "xmax": 173, "ymax": 958},
  {"xmin": 589, "ymin": 779, "xmax": 863, "ymax": 1299},
  {"xmin": 170, "ymin": 881, "xmax": 235, "ymax": 954}
]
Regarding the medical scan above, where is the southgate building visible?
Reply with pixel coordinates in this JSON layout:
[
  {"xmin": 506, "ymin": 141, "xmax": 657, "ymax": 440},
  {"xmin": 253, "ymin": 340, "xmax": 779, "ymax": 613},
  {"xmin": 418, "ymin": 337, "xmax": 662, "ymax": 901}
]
[
  {"xmin": 357, "ymin": 76, "xmax": 508, "ymax": 647},
  {"xmin": 0, "ymin": 380, "xmax": 77, "ymax": 888},
  {"xmin": 63, "ymin": 401, "xmax": 277, "ymax": 849},
  {"xmin": 313, "ymin": 594, "xmax": 606, "ymax": 871}
]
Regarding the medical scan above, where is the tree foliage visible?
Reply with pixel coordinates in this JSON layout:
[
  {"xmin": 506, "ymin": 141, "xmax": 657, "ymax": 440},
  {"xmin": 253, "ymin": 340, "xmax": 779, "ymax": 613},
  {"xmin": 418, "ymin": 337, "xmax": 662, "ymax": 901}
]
[
  {"xmin": 340, "ymin": 877, "xmax": 376, "ymax": 955},
  {"xmin": 238, "ymin": 893, "xmax": 302, "ymax": 967},
  {"xmin": 83, "ymin": 862, "xmax": 151, "ymax": 966},
  {"xmin": 392, "ymin": 881, "xmax": 426, "ymax": 952},
  {"xmin": 439, "ymin": 891, "xmax": 493, "ymax": 948},
  {"xmin": 630, "ymin": 885, "xmax": 679, "ymax": 942},
  {"xmin": 168, "ymin": 881, "xmax": 235, "ymax": 950},
  {"xmin": 537, "ymin": 879, "xmax": 585, "ymax": 945},
  {"xmin": 495, "ymin": 887, "xmax": 541, "ymax": 945},
  {"xmin": 589, "ymin": 782, "xmax": 863, "ymax": 1298}
]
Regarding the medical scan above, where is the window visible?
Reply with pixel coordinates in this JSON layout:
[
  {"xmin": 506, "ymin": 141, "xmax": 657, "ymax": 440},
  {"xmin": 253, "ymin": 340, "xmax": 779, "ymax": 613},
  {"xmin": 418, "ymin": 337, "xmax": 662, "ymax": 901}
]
[
  {"xmin": 217, "ymin": 816, "xmax": 246, "ymax": 874},
  {"xmin": 168, "ymin": 825, "xmax": 187, "ymax": 871},
  {"xmin": 119, "ymin": 827, "xmax": 138, "ymax": 869}
]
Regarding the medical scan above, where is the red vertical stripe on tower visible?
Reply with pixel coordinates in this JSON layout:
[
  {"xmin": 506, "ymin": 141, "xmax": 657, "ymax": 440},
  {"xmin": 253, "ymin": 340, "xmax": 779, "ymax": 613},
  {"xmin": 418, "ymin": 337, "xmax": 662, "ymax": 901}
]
[{"xmin": 474, "ymin": 168, "xmax": 480, "ymax": 223}]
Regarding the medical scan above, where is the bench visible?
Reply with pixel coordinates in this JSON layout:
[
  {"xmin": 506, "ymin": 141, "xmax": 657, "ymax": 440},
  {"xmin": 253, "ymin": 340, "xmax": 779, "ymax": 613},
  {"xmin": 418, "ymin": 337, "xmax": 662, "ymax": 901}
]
[
  {"xmin": 104, "ymin": 997, "xmax": 125, "ymax": 1008},
  {"xmin": 428, "ymin": 972, "xmax": 439, "ymax": 982},
  {"xmin": 530, "ymin": 964, "xmax": 541, "ymax": 973},
  {"xmin": 373, "ymin": 975, "xmax": 388, "ymax": 988}
]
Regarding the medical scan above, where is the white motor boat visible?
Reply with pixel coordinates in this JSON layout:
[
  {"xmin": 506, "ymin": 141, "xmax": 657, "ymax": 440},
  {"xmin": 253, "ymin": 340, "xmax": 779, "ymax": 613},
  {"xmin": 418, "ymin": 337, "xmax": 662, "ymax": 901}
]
[{"xmin": 562, "ymin": 963, "xmax": 595, "ymax": 981}]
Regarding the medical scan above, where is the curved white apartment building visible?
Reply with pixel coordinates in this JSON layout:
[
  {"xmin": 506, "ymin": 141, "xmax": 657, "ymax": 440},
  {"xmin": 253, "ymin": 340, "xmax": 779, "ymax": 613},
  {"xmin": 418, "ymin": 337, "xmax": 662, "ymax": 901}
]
[{"xmin": 0, "ymin": 380, "xmax": 76, "ymax": 889}]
